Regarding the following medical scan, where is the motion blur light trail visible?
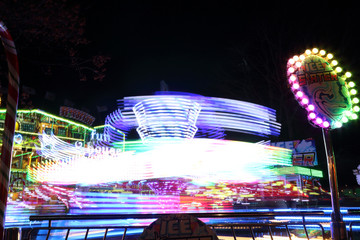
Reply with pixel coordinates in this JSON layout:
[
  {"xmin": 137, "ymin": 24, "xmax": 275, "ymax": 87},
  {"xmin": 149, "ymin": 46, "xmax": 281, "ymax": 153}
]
[
  {"xmin": 30, "ymin": 134, "xmax": 292, "ymax": 185},
  {"xmin": 111, "ymin": 93, "xmax": 281, "ymax": 140}
]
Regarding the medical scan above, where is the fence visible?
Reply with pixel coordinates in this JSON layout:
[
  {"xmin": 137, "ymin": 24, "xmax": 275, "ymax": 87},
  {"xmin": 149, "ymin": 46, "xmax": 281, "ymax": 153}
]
[{"xmin": 3, "ymin": 211, "xmax": 339, "ymax": 240}]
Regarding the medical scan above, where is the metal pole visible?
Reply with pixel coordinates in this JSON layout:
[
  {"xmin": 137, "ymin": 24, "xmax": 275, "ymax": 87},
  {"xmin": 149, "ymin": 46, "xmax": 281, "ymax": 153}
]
[{"xmin": 322, "ymin": 128, "xmax": 347, "ymax": 240}]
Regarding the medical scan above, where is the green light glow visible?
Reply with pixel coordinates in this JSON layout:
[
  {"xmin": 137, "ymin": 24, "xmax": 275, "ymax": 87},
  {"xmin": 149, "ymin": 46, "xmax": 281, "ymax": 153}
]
[
  {"xmin": 0, "ymin": 109, "xmax": 94, "ymax": 131},
  {"xmin": 334, "ymin": 121, "xmax": 343, "ymax": 128},
  {"xmin": 273, "ymin": 166, "xmax": 323, "ymax": 178}
]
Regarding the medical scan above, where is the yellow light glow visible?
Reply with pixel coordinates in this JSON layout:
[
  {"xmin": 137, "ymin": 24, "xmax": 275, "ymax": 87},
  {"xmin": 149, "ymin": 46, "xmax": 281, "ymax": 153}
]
[
  {"xmin": 349, "ymin": 81, "xmax": 355, "ymax": 88},
  {"xmin": 327, "ymin": 53, "xmax": 334, "ymax": 59},
  {"xmin": 299, "ymin": 55, "xmax": 305, "ymax": 60},
  {"xmin": 335, "ymin": 67, "xmax": 342, "ymax": 73},
  {"xmin": 319, "ymin": 50, "xmax": 326, "ymax": 56},
  {"xmin": 312, "ymin": 48, "xmax": 319, "ymax": 54},
  {"xmin": 353, "ymin": 98, "xmax": 360, "ymax": 104},
  {"xmin": 331, "ymin": 60, "xmax": 338, "ymax": 66},
  {"xmin": 350, "ymin": 89, "xmax": 357, "ymax": 95},
  {"xmin": 345, "ymin": 72, "xmax": 352, "ymax": 78},
  {"xmin": 305, "ymin": 49, "xmax": 312, "ymax": 55}
]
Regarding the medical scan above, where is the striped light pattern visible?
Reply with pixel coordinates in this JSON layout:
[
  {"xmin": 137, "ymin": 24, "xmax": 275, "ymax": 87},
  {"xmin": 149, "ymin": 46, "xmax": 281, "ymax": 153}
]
[
  {"xmin": 109, "ymin": 93, "xmax": 281, "ymax": 140},
  {"xmin": 30, "ymin": 135, "xmax": 292, "ymax": 185},
  {"xmin": 133, "ymin": 97, "xmax": 201, "ymax": 142},
  {"xmin": 287, "ymin": 48, "xmax": 358, "ymax": 128},
  {"xmin": 0, "ymin": 21, "xmax": 20, "ymax": 235},
  {"xmin": 91, "ymin": 125, "xmax": 125, "ymax": 150}
]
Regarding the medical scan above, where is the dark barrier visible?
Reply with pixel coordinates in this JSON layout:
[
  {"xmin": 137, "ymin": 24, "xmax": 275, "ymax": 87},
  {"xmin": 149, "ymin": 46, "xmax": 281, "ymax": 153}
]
[{"xmin": 3, "ymin": 228, "xmax": 21, "ymax": 240}]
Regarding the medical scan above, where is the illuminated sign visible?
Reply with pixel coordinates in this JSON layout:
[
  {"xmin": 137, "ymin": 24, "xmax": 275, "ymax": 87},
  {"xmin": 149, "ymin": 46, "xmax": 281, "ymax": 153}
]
[
  {"xmin": 271, "ymin": 138, "xmax": 317, "ymax": 166},
  {"xmin": 287, "ymin": 48, "xmax": 358, "ymax": 128},
  {"xmin": 139, "ymin": 215, "xmax": 218, "ymax": 240},
  {"xmin": 14, "ymin": 133, "xmax": 23, "ymax": 144}
]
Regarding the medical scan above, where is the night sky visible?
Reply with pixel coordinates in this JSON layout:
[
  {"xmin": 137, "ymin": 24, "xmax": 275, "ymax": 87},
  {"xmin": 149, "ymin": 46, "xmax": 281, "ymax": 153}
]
[{"xmin": 2, "ymin": 1, "xmax": 360, "ymax": 188}]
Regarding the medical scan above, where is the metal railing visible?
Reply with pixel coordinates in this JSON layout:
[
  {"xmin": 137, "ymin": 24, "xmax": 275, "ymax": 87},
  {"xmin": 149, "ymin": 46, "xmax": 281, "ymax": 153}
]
[{"xmin": 17, "ymin": 211, "xmax": 329, "ymax": 239}]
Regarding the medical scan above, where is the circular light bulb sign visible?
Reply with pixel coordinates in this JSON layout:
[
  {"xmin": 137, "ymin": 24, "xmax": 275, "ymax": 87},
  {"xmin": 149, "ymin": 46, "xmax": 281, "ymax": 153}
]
[{"xmin": 287, "ymin": 48, "xmax": 359, "ymax": 129}]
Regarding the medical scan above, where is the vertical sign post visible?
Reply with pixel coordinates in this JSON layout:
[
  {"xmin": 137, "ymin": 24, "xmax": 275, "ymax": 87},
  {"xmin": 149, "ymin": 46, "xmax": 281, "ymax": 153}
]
[
  {"xmin": 322, "ymin": 128, "xmax": 347, "ymax": 239},
  {"xmin": 0, "ymin": 21, "xmax": 20, "ymax": 239}
]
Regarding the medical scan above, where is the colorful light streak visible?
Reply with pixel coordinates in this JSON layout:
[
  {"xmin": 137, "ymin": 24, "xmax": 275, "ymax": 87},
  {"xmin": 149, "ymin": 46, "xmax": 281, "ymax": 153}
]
[
  {"xmin": 133, "ymin": 97, "xmax": 201, "ymax": 142},
  {"xmin": 30, "ymin": 134, "xmax": 292, "ymax": 185},
  {"xmin": 111, "ymin": 93, "xmax": 281, "ymax": 140}
]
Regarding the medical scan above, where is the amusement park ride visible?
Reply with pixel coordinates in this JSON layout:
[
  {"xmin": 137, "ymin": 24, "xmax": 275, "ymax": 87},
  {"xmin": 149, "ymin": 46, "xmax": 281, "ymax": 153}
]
[{"xmin": 1, "ymin": 92, "xmax": 330, "ymax": 227}]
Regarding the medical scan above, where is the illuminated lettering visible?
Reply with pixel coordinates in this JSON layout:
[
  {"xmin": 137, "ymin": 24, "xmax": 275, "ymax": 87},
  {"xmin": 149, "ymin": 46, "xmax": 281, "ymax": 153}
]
[
  {"xmin": 298, "ymin": 75, "xmax": 306, "ymax": 86},
  {"xmin": 331, "ymin": 74, "xmax": 338, "ymax": 81},
  {"xmin": 324, "ymin": 72, "xmax": 331, "ymax": 81},
  {"xmin": 309, "ymin": 62, "xmax": 317, "ymax": 71},
  {"xmin": 310, "ymin": 74, "xmax": 317, "ymax": 84},
  {"xmin": 315, "ymin": 62, "xmax": 324, "ymax": 71},
  {"xmin": 303, "ymin": 153, "xmax": 315, "ymax": 166}
]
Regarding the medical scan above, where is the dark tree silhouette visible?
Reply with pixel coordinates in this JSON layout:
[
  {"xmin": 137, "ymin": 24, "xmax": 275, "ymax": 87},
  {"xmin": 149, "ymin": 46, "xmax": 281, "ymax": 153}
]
[{"xmin": 0, "ymin": 0, "xmax": 110, "ymax": 85}]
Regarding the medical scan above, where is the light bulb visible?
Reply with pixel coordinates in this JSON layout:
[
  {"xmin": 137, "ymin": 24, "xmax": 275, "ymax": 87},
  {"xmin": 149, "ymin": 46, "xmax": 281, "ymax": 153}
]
[
  {"xmin": 305, "ymin": 49, "xmax": 312, "ymax": 55},
  {"xmin": 312, "ymin": 48, "xmax": 319, "ymax": 54},
  {"xmin": 327, "ymin": 53, "xmax": 334, "ymax": 59},
  {"xmin": 353, "ymin": 98, "xmax": 359, "ymax": 104},
  {"xmin": 320, "ymin": 50, "xmax": 326, "ymax": 56},
  {"xmin": 290, "ymin": 75, "xmax": 296, "ymax": 82},
  {"xmin": 293, "ymin": 55, "xmax": 299, "ymax": 61},
  {"xmin": 350, "ymin": 89, "xmax": 357, "ymax": 95},
  {"xmin": 348, "ymin": 82, "xmax": 355, "ymax": 88},
  {"xmin": 335, "ymin": 67, "xmax": 342, "ymax": 73},
  {"xmin": 345, "ymin": 72, "xmax": 352, "ymax": 78},
  {"xmin": 316, "ymin": 118, "xmax": 323, "ymax": 124},
  {"xmin": 301, "ymin": 98, "xmax": 309, "ymax": 105},
  {"xmin": 323, "ymin": 121, "xmax": 330, "ymax": 128},
  {"xmin": 309, "ymin": 113, "xmax": 316, "ymax": 119},
  {"xmin": 335, "ymin": 122, "xmax": 342, "ymax": 128},
  {"xmin": 331, "ymin": 60, "xmax": 338, "ymax": 66},
  {"xmin": 354, "ymin": 106, "xmax": 360, "ymax": 112},
  {"xmin": 307, "ymin": 104, "xmax": 315, "ymax": 111}
]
